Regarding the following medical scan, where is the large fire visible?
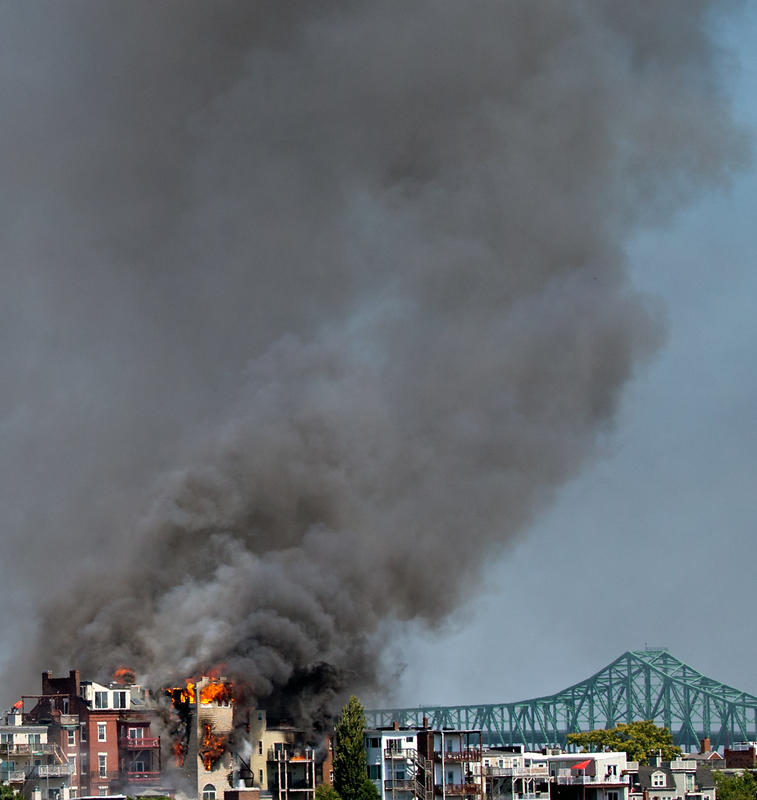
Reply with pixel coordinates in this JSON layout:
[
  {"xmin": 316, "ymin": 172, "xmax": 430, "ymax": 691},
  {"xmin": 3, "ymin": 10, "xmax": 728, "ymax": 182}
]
[
  {"xmin": 166, "ymin": 677, "xmax": 234, "ymax": 706},
  {"xmin": 199, "ymin": 721, "xmax": 228, "ymax": 771}
]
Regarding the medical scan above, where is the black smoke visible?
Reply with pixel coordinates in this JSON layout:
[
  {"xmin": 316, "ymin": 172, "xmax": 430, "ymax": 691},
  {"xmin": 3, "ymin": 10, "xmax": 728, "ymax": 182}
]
[{"xmin": 0, "ymin": 2, "xmax": 748, "ymax": 723}]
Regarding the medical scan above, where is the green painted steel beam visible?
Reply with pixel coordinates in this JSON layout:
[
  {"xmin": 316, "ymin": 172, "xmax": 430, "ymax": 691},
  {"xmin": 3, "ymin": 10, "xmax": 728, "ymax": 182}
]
[{"xmin": 366, "ymin": 650, "xmax": 757, "ymax": 750}]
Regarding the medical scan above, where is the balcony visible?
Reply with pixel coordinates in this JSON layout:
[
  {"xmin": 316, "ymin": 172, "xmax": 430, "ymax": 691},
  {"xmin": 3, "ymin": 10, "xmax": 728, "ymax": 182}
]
[
  {"xmin": 0, "ymin": 770, "xmax": 26, "ymax": 782},
  {"xmin": 435, "ymin": 783, "xmax": 483, "ymax": 795},
  {"xmin": 119, "ymin": 737, "xmax": 160, "ymax": 749},
  {"xmin": 385, "ymin": 749, "xmax": 410, "ymax": 760},
  {"xmin": 555, "ymin": 775, "xmax": 630, "ymax": 786},
  {"xmin": 29, "ymin": 764, "xmax": 75, "ymax": 777},
  {"xmin": 0, "ymin": 744, "xmax": 59, "ymax": 756},
  {"xmin": 384, "ymin": 780, "xmax": 415, "ymax": 792},
  {"xmin": 486, "ymin": 766, "xmax": 549, "ymax": 778},
  {"xmin": 125, "ymin": 770, "xmax": 162, "ymax": 784},
  {"xmin": 434, "ymin": 750, "xmax": 482, "ymax": 763}
]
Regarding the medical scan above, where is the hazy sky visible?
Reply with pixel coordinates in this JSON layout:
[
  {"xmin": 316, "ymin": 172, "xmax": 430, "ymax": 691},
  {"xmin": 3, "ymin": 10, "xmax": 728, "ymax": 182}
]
[
  {"xmin": 0, "ymin": 2, "xmax": 754, "ymax": 719},
  {"xmin": 386, "ymin": 4, "xmax": 757, "ymax": 709}
]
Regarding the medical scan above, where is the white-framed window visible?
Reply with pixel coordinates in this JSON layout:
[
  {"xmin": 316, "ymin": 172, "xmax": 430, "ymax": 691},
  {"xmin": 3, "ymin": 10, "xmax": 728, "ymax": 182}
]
[
  {"xmin": 607, "ymin": 764, "xmax": 617, "ymax": 777},
  {"xmin": 68, "ymin": 729, "xmax": 76, "ymax": 746},
  {"xmin": 0, "ymin": 733, "xmax": 12, "ymax": 744},
  {"xmin": 202, "ymin": 784, "xmax": 216, "ymax": 800},
  {"xmin": 112, "ymin": 692, "xmax": 127, "ymax": 709},
  {"xmin": 329, "ymin": 770, "xmax": 334, "ymax": 784},
  {"xmin": 98, "ymin": 788, "xmax": 108, "ymax": 796},
  {"xmin": 652, "ymin": 772, "xmax": 666, "ymax": 787},
  {"xmin": 69, "ymin": 790, "xmax": 77, "ymax": 798},
  {"xmin": 128, "ymin": 728, "xmax": 140, "ymax": 740},
  {"xmin": 97, "ymin": 723, "xmax": 107, "ymax": 742},
  {"xmin": 94, "ymin": 692, "xmax": 108, "ymax": 709},
  {"xmin": 98, "ymin": 754, "xmax": 107, "ymax": 778}
]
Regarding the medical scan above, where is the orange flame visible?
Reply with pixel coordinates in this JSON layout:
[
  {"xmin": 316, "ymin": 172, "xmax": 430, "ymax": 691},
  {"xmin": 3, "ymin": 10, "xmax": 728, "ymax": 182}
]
[
  {"xmin": 113, "ymin": 666, "xmax": 136, "ymax": 685},
  {"xmin": 12, "ymin": 700, "xmax": 23, "ymax": 710},
  {"xmin": 166, "ymin": 677, "xmax": 233, "ymax": 707},
  {"xmin": 173, "ymin": 739, "xmax": 187, "ymax": 767},
  {"xmin": 199, "ymin": 722, "xmax": 227, "ymax": 771}
]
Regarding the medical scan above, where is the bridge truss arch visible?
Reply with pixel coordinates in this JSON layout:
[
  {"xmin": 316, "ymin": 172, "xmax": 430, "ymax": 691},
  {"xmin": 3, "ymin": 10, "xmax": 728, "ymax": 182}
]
[{"xmin": 366, "ymin": 649, "xmax": 757, "ymax": 751}]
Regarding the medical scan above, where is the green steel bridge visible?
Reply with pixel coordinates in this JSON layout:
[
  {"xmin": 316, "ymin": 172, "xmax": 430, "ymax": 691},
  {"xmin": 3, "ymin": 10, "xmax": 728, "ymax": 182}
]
[{"xmin": 366, "ymin": 649, "xmax": 757, "ymax": 751}]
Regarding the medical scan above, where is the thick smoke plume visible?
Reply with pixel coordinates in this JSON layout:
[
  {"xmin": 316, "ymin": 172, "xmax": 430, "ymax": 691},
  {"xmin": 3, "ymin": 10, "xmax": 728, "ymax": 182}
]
[{"xmin": 0, "ymin": 2, "xmax": 748, "ymax": 721}]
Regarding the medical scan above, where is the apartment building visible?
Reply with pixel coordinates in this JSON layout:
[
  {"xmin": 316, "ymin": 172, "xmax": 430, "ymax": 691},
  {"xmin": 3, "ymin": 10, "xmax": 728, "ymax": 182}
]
[
  {"xmin": 0, "ymin": 707, "xmax": 74, "ymax": 800},
  {"xmin": 364, "ymin": 726, "xmax": 433, "ymax": 800},
  {"xmin": 248, "ymin": 708, "xmax": 331, "ymax": 800},
  {"xmin": 24, "ymin": 669, "xmax": 161, "ymax": 797},
  {"xmin": 628, "ymin": 757, "xmax": 715, "ymax": 800},
  {"xmin": 477, "ymin": 746, "xmax": 550, "ymax": 800},
  {"xmin": 546, "ymin": 752, "xmax": 630, "ymax": 800}
]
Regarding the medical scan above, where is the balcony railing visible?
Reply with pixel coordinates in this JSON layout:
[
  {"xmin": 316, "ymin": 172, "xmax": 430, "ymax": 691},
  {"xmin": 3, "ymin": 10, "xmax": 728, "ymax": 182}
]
[
  {"xmin": 555, "ymin": 775, "xmax": 630, "ymax": 786},
  {"xmin": 485, "ymin": 766, "xmax": 549, "ymax": 777},
  {"xmin": 0, "ymin": 743, "xmax": 58, "ymax": 755},
  {"xmin": 435, "ymin": 750, "xmax": 482, "ymax": 762},
  {"xmin": 385, "ymin": 749, "xmax": 411, "ymax": 759},
  {"xmin": 125, "ymin": 770, "xmax": 162, "ymax": 783},
  {"xmin": 29, "ymin": 764, "xmax": 76, "ymax": 777},
  {"xmin": 0, "ymin": 770, "xmax": 26, "ymax": 782},
  {"xmin": 119, "ymin": 737, "xmax": 160, "ymax": 749},
  {"xmin": 384, "ymin": 780, "xmax": 415, "ymax": 791},
  {"xmin": 435, "ymin": 783, "xmax": 483, "ymax": 795}
]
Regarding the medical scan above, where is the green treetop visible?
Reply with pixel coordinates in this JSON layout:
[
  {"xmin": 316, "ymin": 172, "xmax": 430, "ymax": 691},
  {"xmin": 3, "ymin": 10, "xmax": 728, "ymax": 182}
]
[
  {"xmin": 333, "ymin": 695, "xmax": 380, "ymax": 800},
  {"xmin": 566, "ymin": 720, "xmax": 682, "ymax": 764}
]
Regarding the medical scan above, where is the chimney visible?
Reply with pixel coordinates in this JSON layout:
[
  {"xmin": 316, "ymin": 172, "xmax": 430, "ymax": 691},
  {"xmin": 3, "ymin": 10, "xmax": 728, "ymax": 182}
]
[
  {"xmin": 700, "ymin": 738, "xmax": 711, "ymax": 754},
  {"xmin": 393, "ymin": 721, "xmax": 399, "ymax": 731},
  {"xmin": 423, "ymin": 717, "xmax": 429, "ymax": 730}
]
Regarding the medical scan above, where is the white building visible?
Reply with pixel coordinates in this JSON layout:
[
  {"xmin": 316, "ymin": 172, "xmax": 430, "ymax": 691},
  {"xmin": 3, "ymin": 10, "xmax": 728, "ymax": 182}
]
[
  {"xmin": 365, "ymin": 728, "xmax": 433, "ymax": 800},
  {"xmin": 0, "ymin": 708, "xmax": 74, "ymax": 800},
  {"xmin": 477, "ymin": 746, "xmax": 550, "ymax": 800},
  {"xmin": 546, "ymin": 752, "xmax": 630, "ymax": 800}
]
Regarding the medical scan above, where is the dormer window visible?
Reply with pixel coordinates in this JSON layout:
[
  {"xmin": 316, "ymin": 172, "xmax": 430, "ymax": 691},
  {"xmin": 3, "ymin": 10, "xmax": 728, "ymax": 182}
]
[{"xmin": 652, "ymin": 772, "xmax": 666, "ymax": 787}]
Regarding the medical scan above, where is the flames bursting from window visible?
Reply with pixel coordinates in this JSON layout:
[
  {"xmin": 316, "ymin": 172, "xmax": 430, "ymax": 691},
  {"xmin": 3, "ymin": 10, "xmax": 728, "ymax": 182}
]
[
  {"xmin": 200, "ymin": 721, "xmax": 228, "ymax": 771},
  {"xmin": 166, "ymin": 678, "xmax": 234, "ymax": 706}
]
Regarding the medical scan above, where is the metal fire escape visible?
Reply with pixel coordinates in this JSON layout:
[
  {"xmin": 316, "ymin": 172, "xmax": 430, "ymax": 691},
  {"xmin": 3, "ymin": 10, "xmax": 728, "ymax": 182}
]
[{"xmin": 366, "ymin": 649, "xmax": 757, "ymax": 751}]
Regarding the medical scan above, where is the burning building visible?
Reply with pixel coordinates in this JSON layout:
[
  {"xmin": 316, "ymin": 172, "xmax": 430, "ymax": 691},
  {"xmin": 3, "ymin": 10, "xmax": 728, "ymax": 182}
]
[{"xmin": 167, "ymin": 676, "xmax": 237, "ymax": 800}]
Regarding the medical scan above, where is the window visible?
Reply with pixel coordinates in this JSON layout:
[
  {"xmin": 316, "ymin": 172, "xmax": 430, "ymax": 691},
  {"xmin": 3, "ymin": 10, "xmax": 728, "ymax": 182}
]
[
  {"xmin": 133, "ymin": 760, "xmax": 145, "ymax": 772},
  {"xmin": 366, "ymin": 737, "xmax": 380, "ymax": 749},
  {"xmin": 81, "ymin": 755, "xmax": 88, "ymax": 774},
  {"xmin": 257, "ymin": 712, "xmax": 263, "ymax": 721},
  {"xmin": 97, "ymin": 723, "xmax": 107, "ymax": 742},
  {"xmin": 368, "ymin": 765, "xmax": 381, "ymax": 780},
  {"xmin": 98, "ymin": 788, "xmax": 108, "ymax": 797},
  {"xmin": 70, "ymin": 791, "xmax": 77, "ymax": 799},
  {"xmin": 94, "ymin": 692, "xmax": 108, "ymax": 709},
  {"xmin": 62, "ymin": 699, "xmax": 69, "ymax": 714},
  {"xmin": 259, "ymin": 770, "xmax": 263, "ymax": 784},
  {"xmin": 258, "ymin": 740, "xmax": 263, "ymax": 755},
  {"xmin": 0, "ymin": 734, "xmax": 11, "ymax": 744},
  {"xmin": 607, "ymin": 764, "xmax": 617, "ymax": 777},
  {"xmin": 202, "ymin": 784, "xmax": 217, "ymax": 800},
  {"xmin": 396, "ymin": 770, "xmax": 405, "ymax": 781},
  {"xmin": 29, "ymin": 734, "xmax": 41, "ymax": 745},
  {"xmin": 608, "ymin": 792, "xmax": 619, "ymax": 800},
  {"xmin": 329, "ymin": 770, "xmax": 334, "ymax": 784},
  {"xmin": 70, "ymin": 757, "xmax": 76, "ymax": 776},
  {"xmin": 80, "ymin": 725, "xmax": 87, "ymax": 743},
  {"xmin": 447, "ymin": 771, "xmax": 454, "ymax": 783},
  {"xmin": 98, "ymin": 754, "xmax": 107, "ymax": 778},
  {"xmin": 112, "ymin": 692, "xmax": 127, "ymax": 709},
  {"xmin": 406, "ymin": 737, "xmax": 413, "ymax": 743},
  {"xmin": 68, "ymin": 730, "xmax": 76, "ymax": 746},
  {"xmin": 652, "ymin": 772, "xmax": 666, "ymax": 788}
]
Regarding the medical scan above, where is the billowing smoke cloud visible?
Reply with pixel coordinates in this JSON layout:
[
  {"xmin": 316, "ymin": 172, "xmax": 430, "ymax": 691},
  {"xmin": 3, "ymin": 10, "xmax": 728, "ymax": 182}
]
[{"xmin": 0, "ymin": 2, "xmax": 748, "ymax": 721}]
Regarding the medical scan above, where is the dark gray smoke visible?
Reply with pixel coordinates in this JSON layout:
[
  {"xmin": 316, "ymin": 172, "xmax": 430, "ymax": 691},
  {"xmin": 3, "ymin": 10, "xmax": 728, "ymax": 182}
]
[{"xmin": 0, "ymin": 2, "xmax": 748, "ymax": 719}]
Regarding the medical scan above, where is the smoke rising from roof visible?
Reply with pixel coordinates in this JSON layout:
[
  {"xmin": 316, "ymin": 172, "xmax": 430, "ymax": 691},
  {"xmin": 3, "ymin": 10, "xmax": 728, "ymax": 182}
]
[{"xmin": 0, "ymin": 2, "xmax": 748, "ymax": 719}]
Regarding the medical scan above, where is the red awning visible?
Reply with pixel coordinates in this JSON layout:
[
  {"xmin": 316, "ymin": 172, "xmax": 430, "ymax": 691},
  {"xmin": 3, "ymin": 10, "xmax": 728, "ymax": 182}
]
[{"xmin": 571, "ymin": 760, "xmax": 592, "ymax": 770}]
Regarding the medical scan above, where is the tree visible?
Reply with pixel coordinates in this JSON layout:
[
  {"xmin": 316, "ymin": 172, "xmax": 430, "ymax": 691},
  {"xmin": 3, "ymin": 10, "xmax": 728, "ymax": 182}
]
[
  {"xmin": 333, "ymin": 695, "xmax": 379, "ymax": 800},
  {"xmin": 316, "ymin": 784, "xmax": 342, "ymax": 800},
  {"xmin": 567, "ymin": 720, "xmax": 681, "ymax": 764},
  {"xmin": 713, "ymin": 771, "xmax": 757, "ymax": 800}
]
